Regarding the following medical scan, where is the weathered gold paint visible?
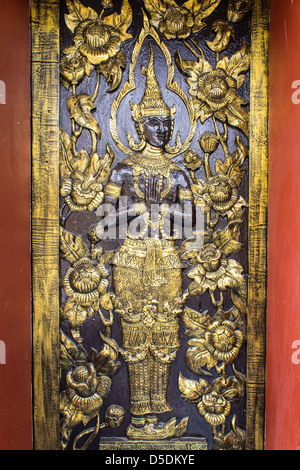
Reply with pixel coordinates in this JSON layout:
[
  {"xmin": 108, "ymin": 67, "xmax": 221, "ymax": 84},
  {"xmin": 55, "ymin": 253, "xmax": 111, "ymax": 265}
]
[
  {"xmin": 31, "ymin": 0, "xmax": 60, "ymax": 451},
  {"xmin": 246, "ymin": 0, "xmax": 269, "ymax": 451}
]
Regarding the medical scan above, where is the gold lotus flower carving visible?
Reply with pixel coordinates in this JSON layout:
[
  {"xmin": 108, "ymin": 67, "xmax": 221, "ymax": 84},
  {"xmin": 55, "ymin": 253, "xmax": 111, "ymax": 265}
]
[
  {"xmin": 205, "ymin": 320, "xmax": 244, "ymax": 364},
  {"xmin": 60, "ymin": 130, "xmax": 115, "ymax": 212},
  {"xmin": 60, "ymin": 362, "xmax": 112, "ymax": 449},
  {"xmin": 183, "ymin": 306, "xmax": 244, "ymax": 371},
  {"xmin": 180, "ymin": 225, "xmax": 247, "ymax": 317},
  {"xmin": 201, "ymin": 175, "xmax": 239, "ymax": 215},
  {"xmin": 63, "ymin": 258, "xmax": 109, "ymax": 307},
  {"xmin": 73, "ymin": 19, "xmax": 122, "ymax": 66},
  {"xmin": 60, "ymin": 330, "xmax": 122, "ymax": 449},
  {"xmin": 61, "ymin": 0, "xmax": 132, "ymax": 90},
  {"xmin": 178, "ymin": 368, "xmax": 245, "ymax": 433},
  {"xmin": 197, "ymin": 391, "xmax": 231, "ymax": 426},
  {"xmin": 175, "ymin": 42, "xmax": 250, "ymax": 136},
  {"xmin": 143, "ymin": 0, "xmax": 222, "ymax": 40},
  {"xmin": 191, "ymin": 136, "xmax": 248, "ymax": 220},
  {"xmin": 159, "ymin": 6, "xmax": 195, "ymax": 40},
  {"xmin": 185, "ymin": 243, "xmax": 245, "ymax": 299}
]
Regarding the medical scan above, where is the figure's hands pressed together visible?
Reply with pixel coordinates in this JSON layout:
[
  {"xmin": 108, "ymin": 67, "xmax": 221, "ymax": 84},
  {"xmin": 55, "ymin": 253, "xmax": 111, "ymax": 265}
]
[{"xmin": 145, "ymin": 175, "xmax": 161, "ymax": 210}]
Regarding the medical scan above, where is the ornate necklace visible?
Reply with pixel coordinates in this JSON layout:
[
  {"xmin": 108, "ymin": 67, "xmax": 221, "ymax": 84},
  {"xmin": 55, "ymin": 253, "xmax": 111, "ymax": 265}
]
[{"xmin": 124, "ymin": 145, "xmax": 178, "ymax": 200}]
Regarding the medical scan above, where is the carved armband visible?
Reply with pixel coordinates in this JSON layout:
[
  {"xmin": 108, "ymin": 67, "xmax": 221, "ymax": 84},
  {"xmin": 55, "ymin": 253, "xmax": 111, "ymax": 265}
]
[
  {"xmin": 105, "ymin": 182, "xmax": 122, "ymax": 198},
  {"xmin": 179, "ymin": 188, "xmax": 193, "ymax": 202}
]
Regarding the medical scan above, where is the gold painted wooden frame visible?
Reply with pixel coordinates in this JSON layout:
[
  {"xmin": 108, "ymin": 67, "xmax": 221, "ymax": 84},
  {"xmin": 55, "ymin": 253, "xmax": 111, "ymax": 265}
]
[{"xmin": 31, "ymin": 0, "xmax": 269, "ymax": 450}]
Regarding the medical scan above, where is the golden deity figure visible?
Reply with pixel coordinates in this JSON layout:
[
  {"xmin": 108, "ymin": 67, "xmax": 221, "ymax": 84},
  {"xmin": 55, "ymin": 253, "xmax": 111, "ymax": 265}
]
[{"xmin": 92, "ymin": 48, "xmax": 193, "ymax": 439}]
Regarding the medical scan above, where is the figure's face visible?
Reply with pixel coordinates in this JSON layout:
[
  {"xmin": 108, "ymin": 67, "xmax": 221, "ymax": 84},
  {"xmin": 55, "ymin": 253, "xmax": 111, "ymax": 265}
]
[{"xmin": 142, "ymin": 116, "xmax": 172, "ymax": 148}]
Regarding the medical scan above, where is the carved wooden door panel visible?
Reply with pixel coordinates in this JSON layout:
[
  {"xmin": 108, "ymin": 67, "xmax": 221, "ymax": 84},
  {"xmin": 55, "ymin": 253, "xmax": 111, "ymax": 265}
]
[{"xmin": 31, "ymin": 0, "xmax": 268, "ymax": 451}]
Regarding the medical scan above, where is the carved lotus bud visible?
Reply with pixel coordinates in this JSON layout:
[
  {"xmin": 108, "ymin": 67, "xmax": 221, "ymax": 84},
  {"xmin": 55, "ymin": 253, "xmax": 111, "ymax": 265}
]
[
  {"xmin": 104, "ymin": 404, "xmax": 125, "ymax": 428},
  {"xmin": 227, "ymin": 0, "xmax": 253, "ymax": 23},
  {"xmin": 199, "ymin": 132, "xmax": 219, "ymax": 155},
  {"xmin": 60, "ymin": 45, "xmax": 86, "ymax": 88},
  {"xmin": 184, "ymin": 149, "xmax": 202, "ymax": 171},
  {"xmin": 88, "ymin": 225, "xmax": 101, "ymax": 245},
  {"xmin": 101, "ymin": 0, "xmax": 114, "ymax": 10}
]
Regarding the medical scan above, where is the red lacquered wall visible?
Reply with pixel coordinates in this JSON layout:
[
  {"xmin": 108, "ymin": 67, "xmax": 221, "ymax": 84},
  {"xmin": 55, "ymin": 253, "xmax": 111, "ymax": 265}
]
[
  {"xmin": 266, "ymin": 0, "xmax": 300, "ymax": 450},
  {"xmin": 0, "ymin": 0, "xmax": 32, "ymax": 450}
]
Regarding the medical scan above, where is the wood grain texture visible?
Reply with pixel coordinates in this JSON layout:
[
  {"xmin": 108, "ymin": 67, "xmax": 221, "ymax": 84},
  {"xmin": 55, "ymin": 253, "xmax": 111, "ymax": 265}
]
[
  {"xmin": 246, "ymin": 0, "xmax": 269, "ymax": 451},
  {"xmin": 31, "ymin": 0, "xmax": 60, "ymax": 450}
]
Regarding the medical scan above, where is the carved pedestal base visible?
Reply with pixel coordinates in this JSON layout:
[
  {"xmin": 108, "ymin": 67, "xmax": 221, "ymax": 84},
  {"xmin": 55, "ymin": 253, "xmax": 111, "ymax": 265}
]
[{"xmin": 99, "ymin": 437, "xmax": 207, "ymax": 450}]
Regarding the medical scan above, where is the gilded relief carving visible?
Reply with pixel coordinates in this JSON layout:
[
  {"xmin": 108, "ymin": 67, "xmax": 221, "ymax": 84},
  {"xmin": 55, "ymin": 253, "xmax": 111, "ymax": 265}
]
[
  {"xmin": 143, "ymin": 0, "xmax": 222, "ymax": 40},
  {"xmin": 59, "ymin": 0, "xmax": 251, "ymax": 450}
]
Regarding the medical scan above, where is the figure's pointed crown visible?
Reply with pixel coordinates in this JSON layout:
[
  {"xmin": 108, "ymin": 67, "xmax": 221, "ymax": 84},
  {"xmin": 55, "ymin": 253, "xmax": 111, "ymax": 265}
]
[{"xmin": 130, "ymin": 45, "xmax": 176, "ymax": 121}]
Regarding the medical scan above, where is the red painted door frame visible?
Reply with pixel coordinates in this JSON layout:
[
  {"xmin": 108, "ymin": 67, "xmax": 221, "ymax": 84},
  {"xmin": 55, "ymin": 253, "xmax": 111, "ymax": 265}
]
[
  {"xmin": 266, "ymin": 0, "xmax": 300, "ymax": 451},
  {"xmin": 0, "ymin": 0, "xmax": 32, "ymax": 450}
]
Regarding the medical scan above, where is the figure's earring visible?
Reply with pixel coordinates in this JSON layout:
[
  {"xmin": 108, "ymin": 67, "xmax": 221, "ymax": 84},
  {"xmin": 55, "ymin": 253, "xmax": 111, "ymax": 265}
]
[
  {"xmin": 127, "ymin": 120, "xmax": 146, "ymax": 151},
  {"xmin": 169, "ymin": 120, "xmax": 175, "ymax": 140},
  {"xmin": 127, "ymin": 103, "xmax": 147, "ymax": 151},
  {"xmin": 164, "ymin": 105, "xmax": 183, "ymax": 155}
]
